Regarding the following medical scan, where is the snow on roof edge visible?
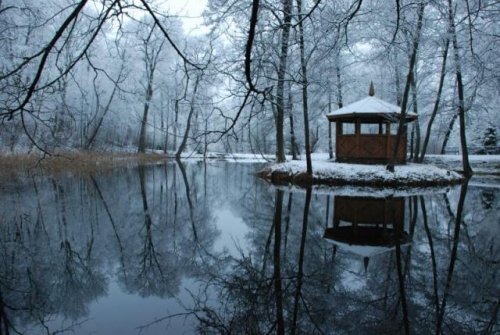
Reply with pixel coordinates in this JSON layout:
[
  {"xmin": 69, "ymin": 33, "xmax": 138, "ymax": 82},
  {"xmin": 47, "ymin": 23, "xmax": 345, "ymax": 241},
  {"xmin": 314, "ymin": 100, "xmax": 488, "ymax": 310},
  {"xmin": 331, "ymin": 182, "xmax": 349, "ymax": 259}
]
[{"xmin": 326, "ymin": 96, "xmax": 417, "ymax": 118}]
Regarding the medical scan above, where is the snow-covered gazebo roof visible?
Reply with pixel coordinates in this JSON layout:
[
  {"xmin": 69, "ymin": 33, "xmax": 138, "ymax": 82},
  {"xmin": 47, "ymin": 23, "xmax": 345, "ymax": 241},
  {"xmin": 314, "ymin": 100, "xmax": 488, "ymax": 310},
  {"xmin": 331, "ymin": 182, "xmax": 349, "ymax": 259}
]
[{"xmin": 326, "ymin": 96, "xmax": 417, "ymax": 123}]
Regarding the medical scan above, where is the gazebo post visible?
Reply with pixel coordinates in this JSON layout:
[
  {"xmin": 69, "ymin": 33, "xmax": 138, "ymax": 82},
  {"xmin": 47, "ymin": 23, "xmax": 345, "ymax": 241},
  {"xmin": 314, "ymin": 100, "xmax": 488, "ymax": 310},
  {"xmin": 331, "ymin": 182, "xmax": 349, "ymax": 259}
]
[
  {"xmin": 386, "ymin": 123, "xmax": 391, "ymax": 161},
  {"xmin": 336, "ymin": 121, "xmax": 341, "ymax": 160},
  {"xmin": 355, "ymin": 119, "xmax": 360, "ymax": 159}
]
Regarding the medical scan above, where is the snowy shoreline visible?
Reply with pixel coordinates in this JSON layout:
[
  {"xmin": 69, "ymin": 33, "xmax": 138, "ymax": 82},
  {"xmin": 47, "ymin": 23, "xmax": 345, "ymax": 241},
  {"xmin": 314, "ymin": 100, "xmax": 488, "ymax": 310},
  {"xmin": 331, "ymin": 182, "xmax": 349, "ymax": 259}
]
[{"xmin": 257, "ymin": 160, "xmax": 465, "ymax": 187}]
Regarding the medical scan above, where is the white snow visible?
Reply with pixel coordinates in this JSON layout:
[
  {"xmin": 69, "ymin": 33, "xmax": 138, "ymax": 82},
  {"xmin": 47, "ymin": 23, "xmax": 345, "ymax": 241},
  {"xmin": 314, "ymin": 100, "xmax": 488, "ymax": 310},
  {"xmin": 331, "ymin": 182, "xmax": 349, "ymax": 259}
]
[
  {"xmin": 326, "ymin": 96, "xmax": 417, "ymax": 118},
  {"xmin": 324, "ymin": 239, "xmax": 411, "ymax": 258},
  {"xmin": 426, "ymin": 154, "xmax": 500, "ymax": 162},
  {"xmin": 265, "ymin": 159, "xmax": 463, "ymax": 185},
  {"xmin": 166, "ymin": 151, "xmax": 272, "ymax": 163}
]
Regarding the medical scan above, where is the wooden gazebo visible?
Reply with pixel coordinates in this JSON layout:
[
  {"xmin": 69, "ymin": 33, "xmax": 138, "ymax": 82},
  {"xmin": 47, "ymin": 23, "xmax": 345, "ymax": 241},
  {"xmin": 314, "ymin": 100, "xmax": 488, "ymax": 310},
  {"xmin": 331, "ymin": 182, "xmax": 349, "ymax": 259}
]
[{"xmin": 326, "ymin": 85, "xmax": 417, "ymax": 164}]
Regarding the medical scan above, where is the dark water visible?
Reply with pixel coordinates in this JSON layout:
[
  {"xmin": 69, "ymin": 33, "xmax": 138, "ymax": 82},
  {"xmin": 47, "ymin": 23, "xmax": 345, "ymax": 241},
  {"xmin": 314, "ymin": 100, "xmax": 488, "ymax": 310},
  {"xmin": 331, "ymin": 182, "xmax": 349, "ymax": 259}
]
[{"xmin": 0, "ymin": 161, "xmax": 498, "ymax": 334}]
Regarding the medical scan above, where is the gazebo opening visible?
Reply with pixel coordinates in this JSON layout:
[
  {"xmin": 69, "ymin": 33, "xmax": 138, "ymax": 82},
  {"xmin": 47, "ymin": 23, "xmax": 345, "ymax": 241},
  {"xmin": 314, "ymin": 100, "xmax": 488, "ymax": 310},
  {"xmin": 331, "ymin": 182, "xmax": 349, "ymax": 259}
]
[{"xmin": 326, "ymin": 83, "xmax": 417, "ymax": 164}]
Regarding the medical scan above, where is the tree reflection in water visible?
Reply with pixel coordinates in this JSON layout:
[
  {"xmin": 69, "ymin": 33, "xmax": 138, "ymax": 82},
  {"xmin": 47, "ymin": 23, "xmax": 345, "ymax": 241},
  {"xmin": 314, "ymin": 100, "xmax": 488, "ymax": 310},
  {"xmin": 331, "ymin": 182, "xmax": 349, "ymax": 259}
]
[
  {"xmin": 0, "ymin": 162, "xmax": 498, "ymax": 334},
  {"xmin": 188, "ymin": 179, "xmax": 498, "ymax": 334}
]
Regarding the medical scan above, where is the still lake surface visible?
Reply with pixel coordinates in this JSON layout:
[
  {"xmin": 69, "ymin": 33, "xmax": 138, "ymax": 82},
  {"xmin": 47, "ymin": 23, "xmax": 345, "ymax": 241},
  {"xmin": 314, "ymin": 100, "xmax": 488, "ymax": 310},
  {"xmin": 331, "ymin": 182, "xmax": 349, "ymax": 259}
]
[{"xmin": 0, "ymin": 161, "xmax": 498, "ymax": 334}]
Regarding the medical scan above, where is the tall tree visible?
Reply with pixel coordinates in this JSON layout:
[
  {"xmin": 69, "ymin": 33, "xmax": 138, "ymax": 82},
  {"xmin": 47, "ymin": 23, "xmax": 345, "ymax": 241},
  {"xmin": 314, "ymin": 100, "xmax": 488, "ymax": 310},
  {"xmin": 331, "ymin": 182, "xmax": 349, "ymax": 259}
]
[
  {"xmin": 387, "ymin": 1, "xmax": 426, "ymax": 172},
  {"xmin": 175, "ymin": 70, "xmax": 201, "ymax": 160},
  {"xmin": 274, "ymin": 0, "xmax": 293, "ymax": 163},
  {"xmin": 295, "ymin": 0, "xmax": 313, "ymax": 175},
  {"xmin": 447, "ymin": 0, "xmax": 473, "ymax": 177},
  {"xmin": 419, "ymin": 38, "xmax": 450, "ymax": 162}
]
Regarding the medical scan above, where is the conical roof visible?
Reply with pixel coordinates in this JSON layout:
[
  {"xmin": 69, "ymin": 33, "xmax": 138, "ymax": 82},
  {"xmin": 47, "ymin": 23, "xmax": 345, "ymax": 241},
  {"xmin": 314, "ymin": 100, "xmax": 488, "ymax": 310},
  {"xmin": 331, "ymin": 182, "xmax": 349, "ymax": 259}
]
[{"xmin": 326, "ymin": 96, "xmax": 417, "ymax": 122}]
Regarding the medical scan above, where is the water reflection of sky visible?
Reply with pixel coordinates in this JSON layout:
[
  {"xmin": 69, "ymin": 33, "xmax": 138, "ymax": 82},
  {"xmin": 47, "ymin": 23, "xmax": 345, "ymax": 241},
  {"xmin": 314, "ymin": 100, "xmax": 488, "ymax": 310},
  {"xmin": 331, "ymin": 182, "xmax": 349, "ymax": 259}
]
[
  {"xmin": 213, "ymin": 207, "xmax": 250, "ymax": 256},
  {"xmin": 0, "ymin": 162, "xmax": 498, "ymax": 334}
]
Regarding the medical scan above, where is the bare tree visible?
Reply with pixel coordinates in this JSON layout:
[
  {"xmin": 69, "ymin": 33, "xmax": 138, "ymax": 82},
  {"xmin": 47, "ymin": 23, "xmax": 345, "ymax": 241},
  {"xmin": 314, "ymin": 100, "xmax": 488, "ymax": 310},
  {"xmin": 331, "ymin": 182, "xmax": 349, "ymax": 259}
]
[
  {"xmin": 387, "ymin": 1, "xmax": 426, "ymax": 172},
  {"xmin": 84, "ymin": 61, "xmax": 126, "ymax": 150},
  {"xmin": 176, "ymin": 68, "xmax": 202, "ymax": 159},
  {"xmin": 274, "ymin": 0, "xmax": 293, "ymax": 163},
  {"xmin": 138, "ymin": 23, "xmax": 165, "ymax": 153},
  {"xmin": 447, "ymin": 0, "xmax": 472, "ymax": 177},
  {"xmin": 295, "ymin": 0, "xmax": 313, "ymax": 175},
  {"xmin": 419, "ymin": 37, "xmax": 450, "ymax": 162}
]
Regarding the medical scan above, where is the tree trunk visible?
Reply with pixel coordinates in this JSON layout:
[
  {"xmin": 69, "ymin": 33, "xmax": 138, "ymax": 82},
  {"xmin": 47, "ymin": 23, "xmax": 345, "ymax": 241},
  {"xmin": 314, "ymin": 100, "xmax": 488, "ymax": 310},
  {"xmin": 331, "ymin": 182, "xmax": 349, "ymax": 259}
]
[
  {"xmin": 85, "ymin": 81, "xmax": 119, "ymax": 150},
  {"xmin": 411, "ymin": 76, "xmax": 421, "ymax": 162},
  {"xmin": 138, "ymin": 79, "xmax": 153, "ymax": 153},
  {"xmin": 419, "ymin": 38, "xmax": 449, "ymax": 161},
  {"xmin": 290, "ymin": 187, "xmax": 311, "ymax": 335},
  {"xmin": 420, "ymin": 196, "xmax": 440, "ymax": 326},
  {"xmin": 441, "ymin": 110, "xmax": 458, "ymax": 154},
  {"xmin": 395, "ymin": 57, "xmax": 402, "ymax": 106},
  {"xmin": 288, "ymin": 83, "xmax": 298, "ymax": 160},
  {"xmin": 296, "ymin": 0, "xmax": 312, "ymax": 175},
  {"xmin": 173, "ymin": 98, "xmax": 179, "ymax": 152},
  {"xmin": 436, "ymin": 181, "xmax": 469, "ymax": 333},
  {"xmin": 272, "ymin": 189, "xmax": 285, "ymax": 335},
  {"xmin": 395, "ymin": 217, "xmax": 410, "ymax": 335},
  {"xmin": 328, "ymin": 120, "xmax": 333, "ymax": 159},
  {"xmin": 447, "ymin": 0, "xmax": 473, "ymax": 177},
  {"xmin": 387, "ymin": 2, "xmax": 425, "ymax": 171},
  {"xmin": 176, "ymin": 74, "xmax": 201, "ymax": 159},
  {"xmin": 274, "ymin": 0, "xmax": 292, "ymax": 163},
  {"xmin": 163, "ymin": 98, "xmax": 169, "ymax": 153},
  {"xmin": 336, "ymin": 59, "xmax": 344, "ymax": 109}
]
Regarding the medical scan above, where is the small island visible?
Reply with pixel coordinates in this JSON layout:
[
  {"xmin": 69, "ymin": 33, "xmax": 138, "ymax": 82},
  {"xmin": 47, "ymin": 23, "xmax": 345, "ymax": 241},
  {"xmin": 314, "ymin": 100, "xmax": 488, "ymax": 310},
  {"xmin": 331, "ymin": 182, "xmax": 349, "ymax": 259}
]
[
  {"xmin": 257, "ymin": 158, "xmax": 464, "ymax": 187},
  {"xmin": 258, "ymin": 86, "xmax": 465, "ymax": 187}
]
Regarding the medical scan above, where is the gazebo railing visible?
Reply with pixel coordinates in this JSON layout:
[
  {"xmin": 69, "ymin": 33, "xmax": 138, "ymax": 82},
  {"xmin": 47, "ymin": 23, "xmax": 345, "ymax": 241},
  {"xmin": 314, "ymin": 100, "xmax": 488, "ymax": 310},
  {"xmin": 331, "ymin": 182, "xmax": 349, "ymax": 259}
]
[{"xmin": 336, "ymin": 133, "xmax": 407, "ymax": 164}]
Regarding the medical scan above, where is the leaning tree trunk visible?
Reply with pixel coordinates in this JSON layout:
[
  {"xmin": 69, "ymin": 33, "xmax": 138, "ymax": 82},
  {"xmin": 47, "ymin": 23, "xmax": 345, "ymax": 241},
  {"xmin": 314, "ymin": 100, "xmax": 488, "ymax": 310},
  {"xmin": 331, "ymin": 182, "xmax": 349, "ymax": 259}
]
[
  {"xmin": 274, "ymin": 0, "xmax": 292, "ymax": 163},
  {"xmin": 419, "ymin": 38, "xmax": 449, "ymax": 162},
  {"xmin": 176, "ymin": 73, "xmax": 201, "ymax": 160},
  {"xmin": 447, "ymin": 0, "xmax": 473, "ymax": 177},
  {"xmin": 85, "ymin": 76, "xmax": 120, "ymax": 150},
  {"xmin": 387, "ymin": 1, "xmax": 425, "ymax": 172},
  {"xmin": 441, "ymin": 110, "xmax": 458, "ymax": 154}
]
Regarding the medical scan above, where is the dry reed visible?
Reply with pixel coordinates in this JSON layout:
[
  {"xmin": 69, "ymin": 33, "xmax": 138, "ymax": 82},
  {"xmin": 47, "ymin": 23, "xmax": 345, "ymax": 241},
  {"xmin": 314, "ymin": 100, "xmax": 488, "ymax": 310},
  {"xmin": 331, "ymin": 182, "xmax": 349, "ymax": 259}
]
[{"xmin": 0, "ymin": 151, "xmax": 167, "ymax": 178}]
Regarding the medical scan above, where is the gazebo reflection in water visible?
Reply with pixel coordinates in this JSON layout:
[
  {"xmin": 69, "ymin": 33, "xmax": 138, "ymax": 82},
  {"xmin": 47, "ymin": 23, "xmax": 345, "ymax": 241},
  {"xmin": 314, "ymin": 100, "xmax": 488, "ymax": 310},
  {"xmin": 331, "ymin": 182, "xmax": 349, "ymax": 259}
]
[{"xmin": 323, "ymin": 195, "xmax": 411, "ymax": 270}]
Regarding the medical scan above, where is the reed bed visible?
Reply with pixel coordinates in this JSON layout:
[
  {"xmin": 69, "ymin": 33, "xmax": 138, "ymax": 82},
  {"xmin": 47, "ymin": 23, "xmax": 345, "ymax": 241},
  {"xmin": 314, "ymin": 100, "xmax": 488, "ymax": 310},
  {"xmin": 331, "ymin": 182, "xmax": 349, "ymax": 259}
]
[{"xmin": 0, "ymin": 151, "xmax": 167, "ymax": 178}]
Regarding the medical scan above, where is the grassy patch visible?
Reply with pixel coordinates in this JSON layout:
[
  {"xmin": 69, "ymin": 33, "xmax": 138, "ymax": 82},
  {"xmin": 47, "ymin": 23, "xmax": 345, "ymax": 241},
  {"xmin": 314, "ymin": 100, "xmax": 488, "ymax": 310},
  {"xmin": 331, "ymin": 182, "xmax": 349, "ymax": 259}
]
[{"xmin": 0, "ymin": 151, "xmax": 167, "ymax": 178}]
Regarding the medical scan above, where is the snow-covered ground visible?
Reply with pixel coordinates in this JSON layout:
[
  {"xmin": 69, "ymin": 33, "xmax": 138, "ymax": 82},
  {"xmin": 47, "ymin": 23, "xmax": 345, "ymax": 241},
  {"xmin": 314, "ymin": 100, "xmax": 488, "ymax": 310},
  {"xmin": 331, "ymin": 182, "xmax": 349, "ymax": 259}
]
[
  {"xmin": 424, "ymin": 154, "xmax": 500, "ymax": 174},
  {"xmin": 174, "ymin": 151, "xmax": 499, "ymax": 171},
  {"xmin": 171, "ymin": 151, "xmax": 499, "ymax": 186},
  {"xmin": 259, "ymin": 159, "xmax": 464, "ymax": 187},
  {"xmin": 173, "ymin": 151, "xmax": 273, "ymax": 163}
]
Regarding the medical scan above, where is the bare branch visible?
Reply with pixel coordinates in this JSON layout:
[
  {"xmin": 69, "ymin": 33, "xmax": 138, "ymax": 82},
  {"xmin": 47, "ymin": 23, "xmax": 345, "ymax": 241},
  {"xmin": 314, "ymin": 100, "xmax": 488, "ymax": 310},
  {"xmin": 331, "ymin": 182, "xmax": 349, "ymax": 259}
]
[
  {"xmin": 245, "ymin": 0, "xmax": 265, "ymax": 95},
  {"xmin": 5, "ymin": 0, "xmax": 89, "ymax": 119},
  {"xmin": 292, "ymin": 0, "xmax": 323, "ymax": 28},
  {"xmin": 390, "ymin": 0, "xmax": 401, "ymax": 46},
  {"xmin": 139, "ymin": 0, "xmax": 203, "ymax": 70}
]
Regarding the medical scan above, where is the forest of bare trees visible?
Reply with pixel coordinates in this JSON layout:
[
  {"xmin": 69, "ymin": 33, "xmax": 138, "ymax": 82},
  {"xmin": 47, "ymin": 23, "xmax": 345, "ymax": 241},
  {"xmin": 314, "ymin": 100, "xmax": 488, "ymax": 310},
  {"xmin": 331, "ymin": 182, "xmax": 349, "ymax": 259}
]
[{"xmin": 0, "ymin": 0, "xmax": 498, "ymax": 164}]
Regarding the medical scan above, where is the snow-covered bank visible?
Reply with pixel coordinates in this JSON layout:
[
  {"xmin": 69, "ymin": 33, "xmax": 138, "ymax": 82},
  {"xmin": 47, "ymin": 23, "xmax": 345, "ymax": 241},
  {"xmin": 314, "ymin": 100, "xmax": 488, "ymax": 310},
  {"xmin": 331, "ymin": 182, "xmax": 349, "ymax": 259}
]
[
  {"xmin": 424, "ymin": 154, "xmax": 500, "ymax": 175},
  {"xmin": 169, "ymin": 151, "xmax": 272, "ymax": 163},
  {"xmin": 257, "ymin": 160, "xmax": 465, "ymax": 187}
]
